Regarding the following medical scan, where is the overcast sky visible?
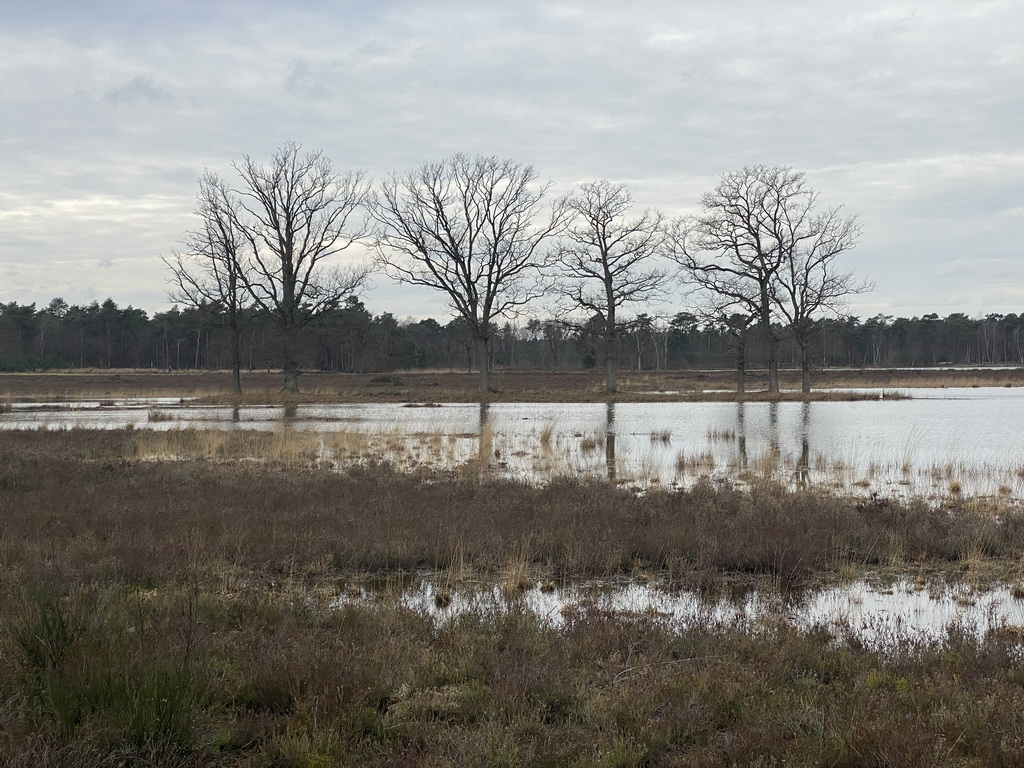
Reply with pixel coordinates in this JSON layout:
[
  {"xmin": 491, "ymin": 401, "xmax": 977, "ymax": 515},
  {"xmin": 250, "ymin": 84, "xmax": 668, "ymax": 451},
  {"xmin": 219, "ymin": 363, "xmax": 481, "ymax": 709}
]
[{"xmin": 2, "ymin": 0, "xmax": 1021, "ymax": 323}]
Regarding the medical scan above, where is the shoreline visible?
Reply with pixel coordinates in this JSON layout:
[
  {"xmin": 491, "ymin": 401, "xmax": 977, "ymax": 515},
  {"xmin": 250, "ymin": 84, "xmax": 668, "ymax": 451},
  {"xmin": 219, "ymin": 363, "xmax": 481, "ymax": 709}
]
[{"xmin": 5, "ymin": 366, "xmax": 1023, "ymax": 403}]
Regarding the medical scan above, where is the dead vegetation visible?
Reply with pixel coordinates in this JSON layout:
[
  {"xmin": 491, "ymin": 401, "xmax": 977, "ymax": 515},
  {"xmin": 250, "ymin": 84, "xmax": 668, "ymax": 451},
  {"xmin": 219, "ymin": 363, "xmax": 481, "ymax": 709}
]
[
  {"xmin": 4, "ymin": 366, "xmax": 1014, "ymax": 404},
  {"xmin": 2, "ymin": 429, "xmax": 1023, "ymax": 592},
  {"xmin": 3, "ymin": 429, "xmax": 1024, "ymax": 764}
]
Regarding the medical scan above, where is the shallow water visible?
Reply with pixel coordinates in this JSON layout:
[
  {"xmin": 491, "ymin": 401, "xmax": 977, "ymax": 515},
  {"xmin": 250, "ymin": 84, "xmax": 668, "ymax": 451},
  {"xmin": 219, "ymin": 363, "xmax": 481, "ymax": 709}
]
[
  {"xmin": 5, "ymin": 388, "xmax": 1024, "ymax": 498},
  {"xmin": 339, "ymin": 577, "xmax": 1024, "ymax": 645}
]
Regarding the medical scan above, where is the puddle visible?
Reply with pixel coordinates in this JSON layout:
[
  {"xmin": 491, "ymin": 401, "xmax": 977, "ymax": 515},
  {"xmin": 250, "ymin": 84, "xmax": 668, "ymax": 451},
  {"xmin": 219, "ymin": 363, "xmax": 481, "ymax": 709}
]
[{"xmin": 338, "ymin": 577, "xmax": 1024, "ymax": 645}]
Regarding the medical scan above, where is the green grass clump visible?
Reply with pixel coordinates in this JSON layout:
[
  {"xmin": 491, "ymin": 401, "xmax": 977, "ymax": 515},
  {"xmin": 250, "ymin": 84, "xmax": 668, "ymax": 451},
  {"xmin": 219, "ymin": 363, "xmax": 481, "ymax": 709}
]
[{"xmin": 5, "ymin": 584, "xmax": 208, "ymax": 765}]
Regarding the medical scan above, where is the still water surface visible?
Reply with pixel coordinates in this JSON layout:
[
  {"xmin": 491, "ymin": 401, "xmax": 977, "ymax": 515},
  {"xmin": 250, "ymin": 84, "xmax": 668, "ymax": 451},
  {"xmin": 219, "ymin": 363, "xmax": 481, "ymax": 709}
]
[
  {"xmin": 5, "ymin": 387, "xmax": 1024, "ymax": 498},
  {"xmin": 340, "ymin": 577, "xmax": 1024, "ymax": 646}
]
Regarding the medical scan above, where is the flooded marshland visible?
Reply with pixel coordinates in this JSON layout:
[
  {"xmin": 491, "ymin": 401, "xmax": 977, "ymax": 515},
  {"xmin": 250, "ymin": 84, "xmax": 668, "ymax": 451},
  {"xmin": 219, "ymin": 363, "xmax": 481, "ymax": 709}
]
[
  {"xmin": 6, "ymin": 390, "xmax": 1024, "ymax": 643},
  {"xmin": 6, "ymin": 386, "xmax": 1024, "ymax": 499}
]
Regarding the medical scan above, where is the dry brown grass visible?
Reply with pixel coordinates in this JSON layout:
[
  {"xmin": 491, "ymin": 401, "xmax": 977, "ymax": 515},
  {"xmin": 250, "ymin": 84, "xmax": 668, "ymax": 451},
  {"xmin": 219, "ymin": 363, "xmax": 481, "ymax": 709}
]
[
  {"xmin": 4, "ymin": 367, "xmax": 1001, "ymax": 406},
  {"xmin": 6, "ymin": 577, "xmax": 1024, "ymax": 766},
  {"xmin": 3, "ymin": 429, "xmax": 1024, "ymax": 590},
  {"xmin": 3, "ymin": 429, "xmax": 1024, "ymax": 764}
]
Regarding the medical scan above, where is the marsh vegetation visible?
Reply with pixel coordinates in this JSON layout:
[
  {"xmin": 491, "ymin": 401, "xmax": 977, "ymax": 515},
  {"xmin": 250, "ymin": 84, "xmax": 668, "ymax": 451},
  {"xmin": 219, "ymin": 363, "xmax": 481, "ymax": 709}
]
[{"xmin": 3, "ymin": 371, "xmax": 1024, "ymax": 764}]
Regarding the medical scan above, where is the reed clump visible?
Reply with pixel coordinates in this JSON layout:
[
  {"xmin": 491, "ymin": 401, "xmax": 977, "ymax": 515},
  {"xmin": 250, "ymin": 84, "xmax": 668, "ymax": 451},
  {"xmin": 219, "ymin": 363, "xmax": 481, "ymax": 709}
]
[
  {"xmin": 650, "ymin": 428, "xmax": 672, "ymax": 444},
  {"xmin": 578, "ymin": 431, "xmax": 604, "ymax": 453}
]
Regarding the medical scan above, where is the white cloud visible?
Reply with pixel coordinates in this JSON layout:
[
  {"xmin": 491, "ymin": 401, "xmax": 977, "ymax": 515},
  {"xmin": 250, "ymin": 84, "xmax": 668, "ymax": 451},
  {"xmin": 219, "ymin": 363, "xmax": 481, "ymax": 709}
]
[{"xmin": 0, "ymin": 0, "xmax": 1021, "ymax": 318}]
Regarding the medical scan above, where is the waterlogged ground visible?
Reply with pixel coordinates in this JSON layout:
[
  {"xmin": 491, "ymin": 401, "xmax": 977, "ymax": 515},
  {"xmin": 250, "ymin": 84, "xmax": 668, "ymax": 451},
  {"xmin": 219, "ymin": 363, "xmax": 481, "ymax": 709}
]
[
  {"xmin": 5, "ymin": 387, "xmax": 1024, "ymax": 498},
  {"xmin": 340, "ymin": 577, "xmax": 1024, "ymax": 645}
]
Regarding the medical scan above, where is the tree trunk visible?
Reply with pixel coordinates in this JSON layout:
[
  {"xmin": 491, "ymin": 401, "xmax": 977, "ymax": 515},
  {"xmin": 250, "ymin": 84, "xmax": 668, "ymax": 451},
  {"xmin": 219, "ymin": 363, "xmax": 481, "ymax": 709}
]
[
  {"xmin": 230, "ymin": 323, "xmax": 243, "ymax": 394},
  {"xmin": 799, "ymin": 340, "xmax": 811, "ymax": 394},
  {"xmin": 604, "ymin": 326, "xmax": 617, "ymax": 394},
  {"xmin": 283, "ymin": 365, "xmax": 300, "ymax": 393},
  {"xmin": 768, "ymin": 336, "xmax": 779, "ymax": 393},
  {"xmin": 735, "ymin": 336, "xmax": 746, "ymax": 395},
  {"xmin": 760, "ymin": 288, "xmax": 779, "ymax": 393},
  {"xmin": 475, "ymin": 336, "xmax": 490, "ymax": 392},
  {"xmin": 282, "ymin": 329, "xmax": 300, "ymax": 393}
]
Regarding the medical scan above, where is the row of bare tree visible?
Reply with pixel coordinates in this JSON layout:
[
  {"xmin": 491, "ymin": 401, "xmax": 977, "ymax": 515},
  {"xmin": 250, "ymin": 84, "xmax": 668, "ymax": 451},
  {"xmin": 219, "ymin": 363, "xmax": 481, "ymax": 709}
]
[{"xmin": 167, "ymin": 144, "xmax": 867, "ymax": 394}]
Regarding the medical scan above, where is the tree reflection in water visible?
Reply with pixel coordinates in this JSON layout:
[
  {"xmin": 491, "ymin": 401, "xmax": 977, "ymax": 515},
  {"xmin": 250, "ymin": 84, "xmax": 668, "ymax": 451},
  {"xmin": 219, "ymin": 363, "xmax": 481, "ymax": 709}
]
[{"xmin": 605, "ymin": 401, "xmax": 617, "ymax": 482}]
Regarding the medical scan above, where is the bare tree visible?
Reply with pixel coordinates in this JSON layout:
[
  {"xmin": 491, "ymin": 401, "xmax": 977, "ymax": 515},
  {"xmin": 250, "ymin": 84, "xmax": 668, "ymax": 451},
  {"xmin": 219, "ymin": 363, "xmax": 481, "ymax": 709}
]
[
  {"xmin": 370, "ymin": 154, "xmax": 566, "ymax": 392},
  {"xmin": 697, "ymin": 287, "xmax": 758, "ymax": 394},
  {"xmin": 164, "ymin": 171, "xmax": 250, "ymax": 393},
  {"xmin": 232, "ymin": 142, "xmax": 370, "ymax": 393},
  {"xmin": 667, "ymin": 166, "xmax": 808, "ymax": 393},
  {"xmin": 666, "ymin": 237, "xmax": 760, "ymax": 394},
  {"xmin": 552, "ymin": 180, "xmax": 668, "ymax": 393},
  {"xmin": 772, "ymin": 201, "xmax": 867, "ymax": 392}
]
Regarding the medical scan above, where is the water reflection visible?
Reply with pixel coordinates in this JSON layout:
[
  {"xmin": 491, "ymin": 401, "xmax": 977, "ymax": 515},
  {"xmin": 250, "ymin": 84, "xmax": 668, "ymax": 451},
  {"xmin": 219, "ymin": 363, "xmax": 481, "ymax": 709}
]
[
  {"xmin": 735, "ymin": 402, "xmax": 748, "ymax": 470},
  {"xmin": 7, "ymin": 391, "xmax": 1024, "ymax": 499},
  {"xmin": 338, "ymin": 576, "xmax": 1024, "ymax": 645},
  {"xmin": 478, "ymin": 402, "xmax": 491, "ymax": 464},
  {"xmin": 605, "ymin": 401, "xmax": 616, "ymax": 482},
  {"xmin": 796, "ymin": 401, "xmax": 811, "ymax": 488},
  {"xmin": 767, "ymin": 400, "xmax": 780, "ymax": 460}
]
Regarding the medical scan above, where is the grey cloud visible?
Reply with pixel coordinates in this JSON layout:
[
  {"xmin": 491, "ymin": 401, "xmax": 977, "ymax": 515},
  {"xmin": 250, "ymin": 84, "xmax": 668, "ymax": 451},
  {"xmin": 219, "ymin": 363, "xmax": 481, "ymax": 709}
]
[
  {"xmin": 103, "ymin": 75, "xmax": 173, "ymax": 105},
  {"xmin": 937, "ymin": 258, "xmax": 1018, "ymax": 280},
  {"xmin": 1, "ymin": 0, "xmax": 1022, "ymax": 318},
  {"xmin": 284, "ymin": 60, "xmax": 339, "ymax": 99}
]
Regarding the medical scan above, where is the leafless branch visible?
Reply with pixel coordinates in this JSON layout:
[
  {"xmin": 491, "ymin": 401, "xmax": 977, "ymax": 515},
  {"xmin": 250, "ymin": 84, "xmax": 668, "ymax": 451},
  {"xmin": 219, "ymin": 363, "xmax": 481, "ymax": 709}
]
[{"xmin": 369, "ymin": 153, "xmax": 566, "ymax": 391}]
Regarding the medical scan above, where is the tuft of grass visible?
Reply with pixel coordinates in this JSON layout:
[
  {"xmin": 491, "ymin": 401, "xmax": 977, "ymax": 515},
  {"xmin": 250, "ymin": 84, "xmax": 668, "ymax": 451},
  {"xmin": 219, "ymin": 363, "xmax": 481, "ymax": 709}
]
[
  {"xmin": 576, "ymin": 430, "xmax": 602, "ymax": 454},
  {"xmin": 9, "ymin": 583, "xmax": 90, "ymax": 672},
  {"xmin": 500, "ymin": 543, "xmax": 534, "ymax": 599},
  {"xmin": 706, "ymin": 426, "xmax": 737, "ymax": 441},
  {"xmin": 538, "ymin": 421, "xmax": 555, "ymax": 450},
  {"xmin": 650, "ymin": 429, "xmax": 672, "ymax": 444}
]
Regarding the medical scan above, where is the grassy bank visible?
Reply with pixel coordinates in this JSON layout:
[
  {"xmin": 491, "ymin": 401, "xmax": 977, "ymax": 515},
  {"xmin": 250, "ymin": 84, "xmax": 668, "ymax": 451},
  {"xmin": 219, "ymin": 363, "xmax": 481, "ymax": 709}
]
[
  {"xmin": 4, "ymin": 430, "xmax": 1024, "ymax": 765},
  {"xmin": 2, "ymin": 366, "xmax": 1021, "ymax": 403}
]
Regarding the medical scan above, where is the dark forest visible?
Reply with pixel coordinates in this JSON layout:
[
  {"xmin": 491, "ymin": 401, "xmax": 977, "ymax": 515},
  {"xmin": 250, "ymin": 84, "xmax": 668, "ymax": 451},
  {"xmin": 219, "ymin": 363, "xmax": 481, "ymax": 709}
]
[{"xmin": 0, "ymin": 297, "xmax": 1020, "ymax": 374}]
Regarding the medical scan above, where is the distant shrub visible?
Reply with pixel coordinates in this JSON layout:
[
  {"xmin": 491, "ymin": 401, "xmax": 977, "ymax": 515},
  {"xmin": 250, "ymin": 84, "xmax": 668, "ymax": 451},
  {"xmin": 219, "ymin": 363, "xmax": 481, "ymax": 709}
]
[{"xmin": 0, "ymin": 353, "xmax": 68, "ymax": 372}]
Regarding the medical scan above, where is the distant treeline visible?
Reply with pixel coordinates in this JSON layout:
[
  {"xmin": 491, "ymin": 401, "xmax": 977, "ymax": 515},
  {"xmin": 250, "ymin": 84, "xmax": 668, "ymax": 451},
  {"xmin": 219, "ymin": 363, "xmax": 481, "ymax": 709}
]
[{"xmin": 0, "ymin": 297, "xmax": 1022, "ymax": 373}]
